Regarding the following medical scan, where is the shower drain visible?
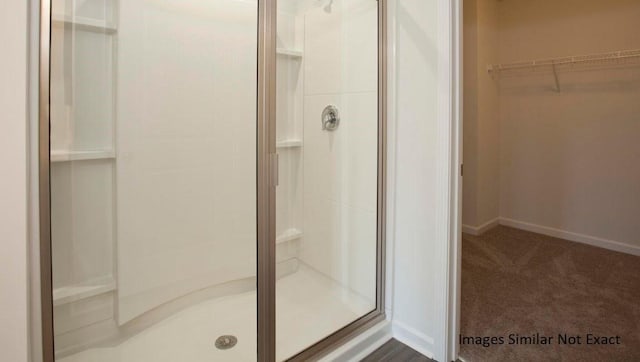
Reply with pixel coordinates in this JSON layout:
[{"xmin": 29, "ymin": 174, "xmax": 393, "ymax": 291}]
[{"xmin": 215, "ymin": 335, "xmax": 238, "ymax": 350}]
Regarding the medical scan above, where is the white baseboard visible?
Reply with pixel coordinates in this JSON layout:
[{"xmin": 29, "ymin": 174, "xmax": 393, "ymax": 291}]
[
  {"xmin": 322, "ymin": 320, "xmax": 438, "ymax": 361},
  {"xmin": 462, "ymin": 217, "xmax": 499, "ymax": 236},
  {"xmin": 320, "ymin": 320, "xmax": 392, "ymax": 362},
  {"xmin": 499, "ymin": 217, "xmax": 640, "ymax": 257},
  {"xmin": 391, "ymin": 320, "xmax": 436, "ymax": 360}
]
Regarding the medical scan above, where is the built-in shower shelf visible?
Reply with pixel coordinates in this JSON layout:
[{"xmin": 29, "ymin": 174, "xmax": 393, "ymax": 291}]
[
  {"xmin": 52, "ymin": 13, "xmax": 118, "ymax": 34},
  {"xmin": 51, "ymin": 149, "xmax": 116, "ymax": 162},
  {"xmin": 276, "ymin": 48, "xmax": 304, "ymax": 58},
  {"xmin": 53, "ymin": 278, "xmax": 116, "ymax": 306},
  {"xmin": 276, "ymin": 228, "xmax": 303, "ymax": 244},
  {"xmin": 276, "ymin": 139, "xmax": 303, "ymax": 149}
]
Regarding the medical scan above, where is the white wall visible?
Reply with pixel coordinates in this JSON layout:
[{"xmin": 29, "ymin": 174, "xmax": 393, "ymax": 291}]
[
  {"xmin": 0, "ymin": 0, "xmax": 30, "ymax": 360},
  {"xmin": 462, "ymin": 0, "xmax": 479, "ymax": 227},
  {"xmin": 116, "ymin": 0, "xmax": 258, "ymax": 323},
  {"xmin": 463, "ymin": 0, "xmax": 640, "ymax": 251},
  {"xmin": 390, "ymin": 0, "xmax": 456, "ymax": 361},
  {"xmin": 299, "ymin": 0, "xmax": 379, "ymax": 302},
  {"xmin": 462, "ymin": 0, "xmax": 500, "ymax": 229},
  {"xmin": 498, "ymin": 0, "xmax": 640, "ymax": 250},
  {"xmin": 474, "ymin": 0, "xmax": 500, "ymax": 227}
]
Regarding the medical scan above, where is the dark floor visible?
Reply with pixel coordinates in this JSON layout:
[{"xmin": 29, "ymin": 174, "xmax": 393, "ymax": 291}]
[
  {"xmin": 361, "ymin": 339, "xmax": 434, "ymax": 362},
  {"xmin": 460, "ymin": 226, "xmax": 640, "ymax": 362}
]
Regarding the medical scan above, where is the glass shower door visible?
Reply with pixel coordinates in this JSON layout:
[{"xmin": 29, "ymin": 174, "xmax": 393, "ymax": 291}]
[
  {"xmin": 48, "ymin": 0, "xmax": 259, "ymax": 360},
  {"xmin": 45, "ymin": 0, "xmax": 383, "ymax": 359},
  {"xmin": 275, "ymin": 0, "xmax": 381, "ymax": 359}
]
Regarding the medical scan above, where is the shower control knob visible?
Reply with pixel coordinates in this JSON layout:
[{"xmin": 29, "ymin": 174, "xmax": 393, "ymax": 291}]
[{"xmin": 321, "ymin": 105, "xmax": 340, "ymax": 131}]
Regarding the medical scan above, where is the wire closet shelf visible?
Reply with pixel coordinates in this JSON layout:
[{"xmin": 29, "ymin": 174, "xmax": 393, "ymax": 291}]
[{"xmin": 487, "ymin": 48, "xmax": 640, "ymax": 75}]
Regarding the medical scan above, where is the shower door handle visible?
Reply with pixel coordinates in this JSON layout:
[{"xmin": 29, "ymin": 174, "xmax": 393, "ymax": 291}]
[{"xmin": 270, "ymin": 153, "xmax": 279, "ymax": 187}]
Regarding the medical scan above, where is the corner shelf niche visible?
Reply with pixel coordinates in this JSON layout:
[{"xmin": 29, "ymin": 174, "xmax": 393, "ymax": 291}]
[
  {"xmin": 53, "ymin": 278, "xmax": 116, "ymax": 306},
  {"xmin": 277, "ymin": 48, "xmax": 304, "ymax": 58},
  {"xmin": 276, "ymin": 139, "xmax": 303, "ymax": 149},
  {"xmin": 276, "ymin": 228, "xmax": 303, "ymax": 245},
  {"xmin": 49, "ymin": 1, "xmax": 120, "ymax": 347},
  {"xmin": 52, "ymin": 13, "xmax": 117, "ymax": 34},
  {"xmin": 275, "ymin": 10, "xmax": 305, "ymax": 253},
  {"xmin": 51, "ymin": 149, "xmax": 116, "ymax": 162}
]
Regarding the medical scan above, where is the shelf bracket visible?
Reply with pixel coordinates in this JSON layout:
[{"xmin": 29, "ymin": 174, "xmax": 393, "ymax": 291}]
[{"xmin": 552, "ymin": 63, "xmax": 561, "ymax": 92}]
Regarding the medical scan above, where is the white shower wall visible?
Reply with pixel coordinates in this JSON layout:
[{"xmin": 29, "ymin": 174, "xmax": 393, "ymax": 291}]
[
  {"xmin": 116, "ymin": 0, "xmax": 258, "ymax": 324},
  {"xmin": 299, "ymin": 0, "xmax": 379, "ymax": 302}
]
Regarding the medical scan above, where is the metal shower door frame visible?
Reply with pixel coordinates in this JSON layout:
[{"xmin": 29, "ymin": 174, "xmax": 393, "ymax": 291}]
[
  {"xmin": 257, "ymin": 0, "xmax": 277, "ymax": 360},
  {"xmin": 38, "ymin": 0, "xmax": 386, "ymax": 361}
]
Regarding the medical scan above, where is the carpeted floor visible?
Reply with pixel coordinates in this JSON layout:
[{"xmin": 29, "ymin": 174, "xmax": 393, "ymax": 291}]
[{"xmin": 460, "ymin": 226, "xmax": 640, "ymax": 362}]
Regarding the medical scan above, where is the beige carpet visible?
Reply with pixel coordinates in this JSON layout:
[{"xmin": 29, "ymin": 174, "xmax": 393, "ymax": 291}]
[{"xmin": 460, "ymin": 226, "xmax": 640, "ymax": 361}]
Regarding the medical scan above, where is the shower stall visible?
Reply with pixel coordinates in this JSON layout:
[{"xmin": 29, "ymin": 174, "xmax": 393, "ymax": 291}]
[{"xmin": 39, "ymin": 0, "xmax": 386, "ymax": 360}]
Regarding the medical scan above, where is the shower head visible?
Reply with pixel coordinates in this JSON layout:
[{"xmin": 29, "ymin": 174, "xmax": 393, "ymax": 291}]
[
  {"xmin": 326, "ymin": 0, "xmax": 334, "ymax": 12},
  {"xmin": 320, "ymin": 0, "xmax": 334, "ymax": 13}
]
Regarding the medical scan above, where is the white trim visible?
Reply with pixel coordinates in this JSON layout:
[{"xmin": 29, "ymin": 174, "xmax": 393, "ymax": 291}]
[
  {"xmin": 462, "ymin": 216, "xmax": 640, "ymax": 256},
  {"xmin": 499, "ymin": 217, "xmax": 640, "ymax": 257},
  {"xmin": 437, "ymin": 0, "xmax": 463, "ymax": 361},
  {"xmin": 461, "ymin": 217, "xmax": 500, "ymax": 236},
  {"xmin": 449, "ymin": 0, "xmax": 463, "ymax": 361},
  {"xmin": 436, "ymin": 0, "xmax": 456, "ymax": 359},
  {"xmin": 461, "ymin": 224, "xmax": 474, "ymax": 234},
  {"xmin": 320, "ymin": 321, "xmax": 393, "ymax": 362},
  {"xmin": 391, "ymin": 320, "xmax": 436, "ymax": 360}
]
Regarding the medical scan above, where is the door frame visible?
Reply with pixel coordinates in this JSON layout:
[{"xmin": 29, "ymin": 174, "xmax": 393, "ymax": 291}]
[
  {"xmin": 37, "ymin": 0, "xmax": 53, "ymax": 360},
  {"xmin": 447, "ymin": 0, "xmax": 463, "ymax": 361},
  {"xmin": 37, "ymin": 1, "xmax": 388, "ymax": 361},
  {"xmin": 256, "ymin": 0, "xmax": 277, "ymax": 359}
]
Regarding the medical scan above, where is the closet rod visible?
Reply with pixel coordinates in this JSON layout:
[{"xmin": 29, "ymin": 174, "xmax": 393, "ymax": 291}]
[{"xmin": 488, "ymin": 48, "xmax": 640, "ymax": 75}]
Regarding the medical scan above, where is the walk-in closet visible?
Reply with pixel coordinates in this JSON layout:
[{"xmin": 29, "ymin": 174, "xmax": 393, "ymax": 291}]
[{"xmin": 461, "ymin": 1, "xmax": 640, "ymax": 360}]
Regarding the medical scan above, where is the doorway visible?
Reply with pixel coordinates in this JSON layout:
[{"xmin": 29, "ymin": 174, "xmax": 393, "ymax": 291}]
[{"xmin": 459, "ymin": 0, "xmax": 640, "ymax": 360}]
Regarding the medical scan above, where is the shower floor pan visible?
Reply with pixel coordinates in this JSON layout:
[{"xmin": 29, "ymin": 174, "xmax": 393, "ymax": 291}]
[{"xmin": 58, "ymin": 264, "xmax": 373, "ymax": 362}]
